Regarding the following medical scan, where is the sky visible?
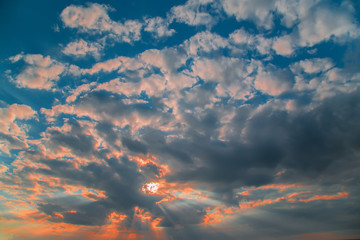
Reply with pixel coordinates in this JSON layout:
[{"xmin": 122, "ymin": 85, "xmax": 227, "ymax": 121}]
[{"xmin": 1, "ymin": 0, "xmax": 360, "ymax": 239}]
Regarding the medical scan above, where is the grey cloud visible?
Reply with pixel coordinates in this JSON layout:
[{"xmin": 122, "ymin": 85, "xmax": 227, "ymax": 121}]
[
  {"xmin": 95, "ymin": 121, "xmax": 119, "ymax": 147},
  {"xmin": 122, "ymin": 136, "xmax": 148, "ymax": 154},
  {"xmin": 157, "ymin": 88, "xmax": 360, "ymax": 194},
  {"xmin": 48, "ymin": 119, "xmax": 96, "ymax": 157},
  {"xmin": 34, "ymin": 155, "xmax": 159, "ymax": 225}
]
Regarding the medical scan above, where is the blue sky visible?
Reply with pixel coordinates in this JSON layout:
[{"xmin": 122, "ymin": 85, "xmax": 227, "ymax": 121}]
[{"xmin": 1, "ymin": 0, "xmax": 360, "ymax": 239}]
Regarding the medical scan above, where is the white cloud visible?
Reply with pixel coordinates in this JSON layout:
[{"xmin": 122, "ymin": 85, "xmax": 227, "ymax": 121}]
[
  {"xmin": 62, "ymin": 39, "xmax": 103, "ymax": 59},
  {"xmin": 9, "ymin": 54, "xmax": 65, "ymax": 90}
]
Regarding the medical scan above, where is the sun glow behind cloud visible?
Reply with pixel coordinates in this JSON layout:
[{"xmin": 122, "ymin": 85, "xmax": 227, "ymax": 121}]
[{"xmin": 143, "ymin": 182, "xmax": 160, "ymax": 194}]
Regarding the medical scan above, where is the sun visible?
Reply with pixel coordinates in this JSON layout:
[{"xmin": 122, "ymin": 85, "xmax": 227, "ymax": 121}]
[{"xmin": 143, "ymin": 182, "xmax": 159, "ymax": 194}]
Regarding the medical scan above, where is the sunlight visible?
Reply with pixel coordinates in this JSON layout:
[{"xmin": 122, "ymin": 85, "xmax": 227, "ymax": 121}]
[{"xmin": 142, "ymin": 182, "xmax": 159, "ymax": 194}]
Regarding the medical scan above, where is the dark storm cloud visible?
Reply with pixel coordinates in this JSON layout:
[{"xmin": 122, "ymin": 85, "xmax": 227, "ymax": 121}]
[{"xmin": 152, "ymin": 88, "xmax": 360, "ymax": 193}]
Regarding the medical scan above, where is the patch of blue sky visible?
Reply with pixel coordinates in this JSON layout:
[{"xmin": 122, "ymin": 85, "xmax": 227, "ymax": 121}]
[
  {"xmin": 0, "ymin": 81, "xmax": 56, "ymax": 111},
  {"xmin": 0, "ymin": 0, "xmax": 70, "ymax": 59}
]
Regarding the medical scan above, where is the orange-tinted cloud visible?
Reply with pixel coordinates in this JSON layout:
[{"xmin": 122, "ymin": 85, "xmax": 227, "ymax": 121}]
[
  {"xmin": 201, "ymin": 205, "xmax": 237, "ymax": 225},
  {"xmin": 298, "ymin": 192, "xmax": 349, "ymax": 203},
  {"xmin": 237, "ymin": 183, "xmax": 301, "ymax": 196}
]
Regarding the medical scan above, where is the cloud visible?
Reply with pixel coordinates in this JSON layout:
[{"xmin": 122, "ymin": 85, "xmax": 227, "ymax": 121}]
[
  {"xmin": 170, "ymin": 0, "xmax": 218, "ymax": 26},
  {"xmin": 221, "ymin": 0, "xmax": 360, "ymax": 49},
  {"xmin": 144, "ymin": 17, "xmax": 175, "ymax": 38},
  {"xmin": 0, "ymin": 165, "xmax": 8, "ymax": 174},
  {"xmin": 2, "ymin": 1, "xmax": 360, "ymax": 239},
  {"xmin": 60, "ymin": 3, "xmax": 142, "ymax": 43},
  {"xmin": 0, "ymin": 104, "xmax": 36, "ymax": 136},
  {"xmin": 62, "ymin": 39, "xmax": 103, "ymax": 59},
  {"xmin": 297, "ymin": 2, "xmax": 360, "ymax": 47},
  {"xmin": 191, "ymin": 56, "xmax": 254, "ymax": 100},
  {"xmin": 291, "ymin": 58, "xmax": 334, "ymax": 74},
  {"xmin": 254, "ymin": 64, "xmax": 293, "ymax": 96},
  {"xmin": 183, "ymin": 31, "xmax": 229, "ymax": 55},
  {"xmin": 0, "ymin": 133, "xmax": 29, "ymax": 155},
  {"xmin": 9, "ymin": 54, "xmax": 65, "ymax": 90},
  {"xmin": 272, "ymin": 35, "xmax": 294, "ymax": 56},
  {"xmin": 220, "ymin": 0, "xmax": 276, "ymax": 29},
  {"xmin": 229, "ymin": 28, "xmax": 273, "ymax": 55}
]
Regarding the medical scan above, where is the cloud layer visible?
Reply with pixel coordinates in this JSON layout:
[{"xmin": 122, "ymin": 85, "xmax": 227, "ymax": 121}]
[{"xmin": 2, "ymin": 0, "xmax": 360, "ymax": 239}]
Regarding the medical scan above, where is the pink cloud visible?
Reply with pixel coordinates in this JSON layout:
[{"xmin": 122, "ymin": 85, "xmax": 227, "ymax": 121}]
[
  {"xmin": 60, "ymin": 3, "xmax": 142, "ymax": 43},
  {"xmin": 0, "ymin": 104, "xmax": 36, "ymax": 136},
  {"xmin": 272, "ymin": 35, "xmax": 294, "ymax": 56},
  {"xmin": 144, "ymin": 17, "xmax": 175, "ymax": 38},
  {"xmin": 254, "ymin": 65, "xmax": 292, "ymax": 96},
  {"xmin": 299, "ymin": 192, "xmax": 349, "ymax": 203},
  {"xmin": 0, "ymin": 165, "xmax": 8, "ymax": 174},
  {"xmin": 170, "ymin": 0, "xmax": 215, "ymax": 26},
  {"xmin": 62, "ymin": 39, "xmax": 103, "ymax": 59},
  {"xmin": 9, "ymin": 54, "xmax": 65, "ymax": 90}
]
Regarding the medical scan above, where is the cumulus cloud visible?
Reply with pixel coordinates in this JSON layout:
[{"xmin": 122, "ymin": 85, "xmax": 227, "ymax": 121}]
[
  {"xmin": 0, "ymin": 104, "xmax": 36, "ymax": 135},
  {"xmin": 144, "ymin": 17, "xmax": 175, "ymax": 38},
  {"xmin": 0, "ymin": 104, "xmax": 36, "ymax": 154},
  {"xmin": 272, "ymin": 35, "xmax": 294, "ymax": 56},
  {"xmin": 62, "ymin": 39, "xmax": 103, "ymax": 58},
  {"xmin": 291, "ymin": 58, "xmax": 334, "ymax": 74},
  {"xmin": 220, "ymin": 0, "xmax": 275, "ymax": 29},
  {"xmin": 221, "ymin": 0, "xmax": 360, "ymax": 49},
  {"xmin": 254, "ymin": 64, "xmax": 293, "ymax": 96},
  {"xmin": 60, "ymin": 3, "xmax": 142, "ymax": 43},
  {"xmin": 229, "ymin": 28, "xmax": 273, "ymax": 55},
  {"xmin": 183, "ymin": 31, "xmax": 229, "ymax": 55},
  {"xmin": 2, "ymin": 1, "xmax": 360, "ymax": 239},
  {"xmin": 297, "ymin": 2, "xmax": 360, "ymax": 47},
  {"xmin": 9, "ymin": 54, "xmax": 65, "ymax": 90},
  {"xmin": 170, "ymin": 0, "xmax": 218, "ymax": 26},
  {"xmin": 191, "ymin": 56, "xmax": 254, "ymax": 99}
]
